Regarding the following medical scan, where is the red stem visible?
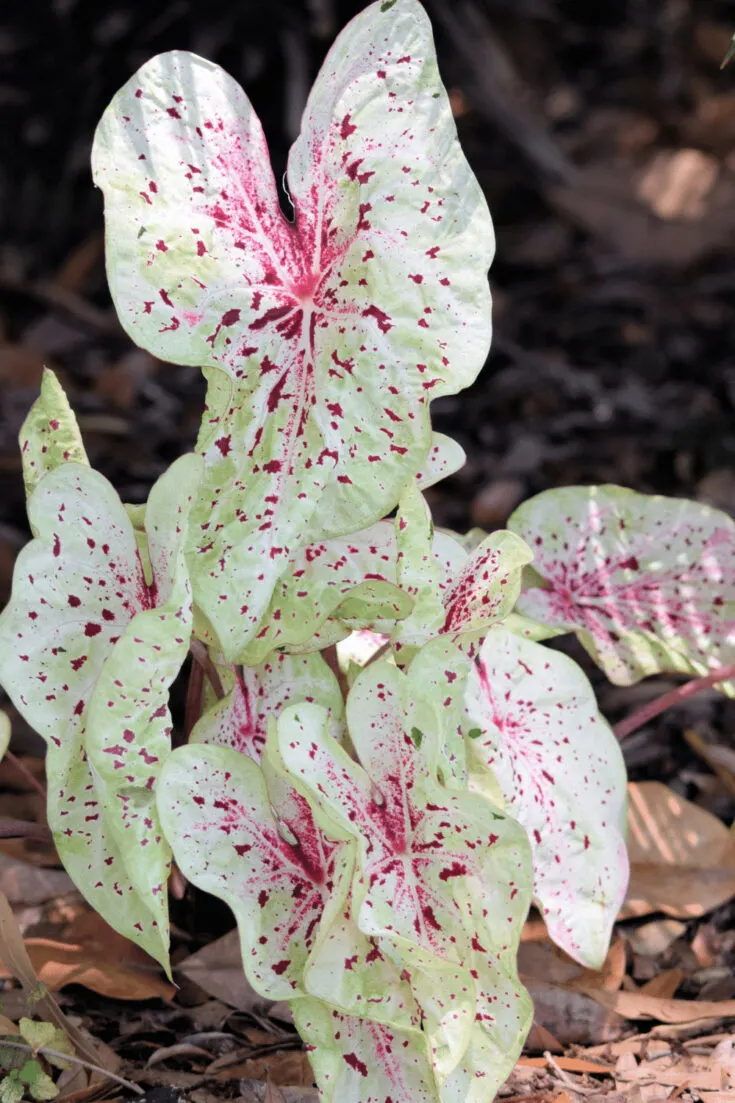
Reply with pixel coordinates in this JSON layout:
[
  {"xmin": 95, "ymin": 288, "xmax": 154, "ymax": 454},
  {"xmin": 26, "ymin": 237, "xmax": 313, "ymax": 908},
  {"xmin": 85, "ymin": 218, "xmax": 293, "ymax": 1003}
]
[
  {"xmin": 322, "ymin": 643, "xmax": 350, "ymax": 702},
  {"xmin": 183, "ymin": 656, "xmax": 204, "ymax": 744},
  {"xmin": 189, "ymin": 640, "xmax": 225, "ymax": 701},
  {"xmin": 5, "ymin": 750, "xmax": 47, "ymax": 801},
  {"xmin": 0, "ymin": 818, "xmax": 52, "ymax": 841},
  {"xmin": 614, "ymin": 662, "xmax": 735, "ymax": 740}
]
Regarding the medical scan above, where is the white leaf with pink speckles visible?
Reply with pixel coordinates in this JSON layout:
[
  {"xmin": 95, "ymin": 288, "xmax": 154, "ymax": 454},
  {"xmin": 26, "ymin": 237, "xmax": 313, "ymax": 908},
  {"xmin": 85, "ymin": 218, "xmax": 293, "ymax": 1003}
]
[
  {"xmin": 303, "ymin": 849, "xmax": 422, "ymax": 1030},
  {"xmin": 407, "ymin": 637, "xmax": 475, "ymax": 789},
  {"xmin": 20, "ymin": 369, "xmax": 88, "ymax": 507},
  {"xmin": 276, "ymin": 665, "xmax": 531, "ymax": 972},
  {"xmin": 432, "ymin": 946, "xmax": 533, "ymax": 1102},
  {"xmin": 92, "ymin": 0, "xmax": 493, "ymax": 660},
  {"xmin": 395, "ymin": 937, "xmax": 532, "ymax": 1098},
  {"xmin": 391, "ymin": 485, "xmax": 531, "ymax": 656},
  {"xmin": 414, "ymin": 433, "xmax": 466, "ymax": 491},
  {"xmin": 191, "ymin": 651, "xmax": 344, "ymax": 761},
  {"xmin": 239, "ymin": 519, "xmax": 463, "ymax": 666},
  {"xmin": 392, "ymin": 483, "xmax": 446, "ymax": 657},
  {"xmin": 239, "ymin": 520, "xmax": 411, "ymax": 665},
  {"xmin": 464, "ymin": 628, "xmax": 628, "ymax": 968},
  {"xmin": 157, "ymin": 742, "xmax": 353, "ymax": 999},
  {"xmin": 292, "ymin": 996, "xmax": 439, "ymax": 1103},
  {"xmin": 509, "ymin": 485, "xmax": 735, "ymax": 690},
  {"xmin": 83, "ymin": 456, "xmax": 200, "ymax": 957},
  {"xmin": 0, "ymin": 455, "xmax": 201, "ymax": 966},
  {"xmin": 440, "ymin": 530, "xmax": 532, "ymax": 639}
]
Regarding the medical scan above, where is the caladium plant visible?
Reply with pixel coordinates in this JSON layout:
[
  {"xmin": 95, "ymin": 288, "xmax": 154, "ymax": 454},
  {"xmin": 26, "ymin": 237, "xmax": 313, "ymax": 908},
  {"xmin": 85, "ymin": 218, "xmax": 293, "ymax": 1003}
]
[{"xmin": 2, "ymin": 0, "xmax": 734, "ymax": 1098}]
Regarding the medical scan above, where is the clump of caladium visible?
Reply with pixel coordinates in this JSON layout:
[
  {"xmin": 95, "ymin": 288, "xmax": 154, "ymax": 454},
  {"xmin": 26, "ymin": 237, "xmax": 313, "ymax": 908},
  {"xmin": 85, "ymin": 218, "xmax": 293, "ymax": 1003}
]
[{"xmin": 2, "ymin": 0, "xmax": 734, "ymax": 1098}]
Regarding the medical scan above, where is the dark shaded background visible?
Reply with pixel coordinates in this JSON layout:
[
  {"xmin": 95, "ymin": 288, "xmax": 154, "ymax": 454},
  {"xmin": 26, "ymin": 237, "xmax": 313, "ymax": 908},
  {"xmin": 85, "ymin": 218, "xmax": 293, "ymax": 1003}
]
[{"xmin": 2, "ymin": 0, "xmax": 735, "ymax": 576}]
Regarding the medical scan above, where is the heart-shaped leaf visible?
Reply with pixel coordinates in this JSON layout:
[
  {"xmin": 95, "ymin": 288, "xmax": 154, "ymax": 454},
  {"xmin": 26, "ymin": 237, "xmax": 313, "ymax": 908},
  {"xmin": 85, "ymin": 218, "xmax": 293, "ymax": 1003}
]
[
  {"xmin": 509, "ymin": 485, "xmax": 735, "ymax": 689},
  {"xmin": 0, "ymin": 455, "xmax": 201, "ymax": 966},
  {"xmin": 92, "ymin": 0, "xmax": 494, "ymax": 660},
  {"xmin": 276, "ymin": 664, "xmax": 531, "ymax": 969},
  {"xmin": 464, "ymin": 627, "xmax": 629, "ymax": 968},
  {"xmin": 157, "ymin": 742, "xmax": 352, "ymax": 998},
  {"xmin": 191, "ymin": 651, "xmax": 344, "ymax": 761},
  {"xmin": 292, "ymin": 995, "xmax": 439, "ymax": 1102}
]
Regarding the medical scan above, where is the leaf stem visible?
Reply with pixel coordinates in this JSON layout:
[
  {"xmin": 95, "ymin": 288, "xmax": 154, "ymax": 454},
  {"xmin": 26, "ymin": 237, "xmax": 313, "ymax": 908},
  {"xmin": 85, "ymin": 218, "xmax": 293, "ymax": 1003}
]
[
  {"xmin": 183, "ymin": 655, "xmax": 205, "ymax": 742},
  {"xmin": 189, "ymin": 640, "xmax": 225, "ymax": 701},
  {"xmin": 5, "ymin": 751, "xmax": 47, "ymax": 802},
  {"xmin": 322, "ymin": 644, "xmax": 349, "ymax": 701},
  {"xmin": 0, "ymin": 819, "xmax": 52, "ymax": 842},
  {"xmin": 613, "ymin": 663, "xmax": 735, "ymax": 740},
  {"xmin": 0, "ymin": 1039, "xmax": 143, "ymax": 1095}
]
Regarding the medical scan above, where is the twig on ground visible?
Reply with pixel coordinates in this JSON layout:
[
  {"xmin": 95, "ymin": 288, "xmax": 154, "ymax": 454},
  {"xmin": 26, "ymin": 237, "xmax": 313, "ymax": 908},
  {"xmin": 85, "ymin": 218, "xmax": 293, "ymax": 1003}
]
[
  {"xmin": 544, "ymin": 1051, "xmax": 599, "ymax": 1095},
  {"xmin": 0, "ymin": 1039, "xmax": 143, "ymax": 1096}
]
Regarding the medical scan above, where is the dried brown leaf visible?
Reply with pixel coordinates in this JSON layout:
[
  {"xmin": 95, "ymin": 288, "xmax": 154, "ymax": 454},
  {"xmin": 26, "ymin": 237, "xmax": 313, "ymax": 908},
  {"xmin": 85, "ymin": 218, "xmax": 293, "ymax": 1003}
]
[
  {"xmin": 520, "ymin": 937, "xmax": 626, "ymax": 993},
  {"xmin": 527, "ymin": 981, "xmax": 626, "ymax": 1046},
  {"xmin": 623, "ymin": 782, "xmax": 735, "ymax": 919},
  {"xmin": 0, "ymin": 889, "xmax": 102, "ymax": 1066},
  {"xmin": 264, "ymin": 1076, "xmax": 287, "ymax": 1103},
  {"xmin": 582, "ymin": 986, "xmax": 735, "ymax": 1024},
  {"xmin": 176, "ymin": 929, "xmax": 267, "ymax": 1013},
  {"xmin": 145, "ymin": 1043, "xmax": 214, "ymax": 1068},
  {"xmin": 639, "ymin": 969, "xmax": 685, "ymax": 999},
  {"xmin": 0, "ymin": 853, "xmax": 75, "ymax": 906}
]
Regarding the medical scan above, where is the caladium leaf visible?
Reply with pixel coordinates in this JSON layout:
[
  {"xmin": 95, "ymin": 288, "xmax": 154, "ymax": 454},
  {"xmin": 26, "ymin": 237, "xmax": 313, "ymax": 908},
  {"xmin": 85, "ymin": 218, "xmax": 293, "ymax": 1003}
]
[
  {"xmin": 239, "ymin": 521, "xmax": 411, "ymax": 664},
  {"xmin": 293, "ymin": 996, "xmax": 439, "ymax": 1103},
  {"xmin": 435, "ymin": 948, "xmax": 533, "ymax": 1102},
  {"xmin": 92, "ymin": 0, "xmax": 493, "ymax": 660},
  {"xmin": 276, "ymin": 665, "xmax": 531, "ymax": 972},
  {"xmin": 83, "ymin": 460, "xmax": 200, "ymax": 935},
  {"xmin": 20, "ymin": 369, "xmax": 88, "ymax": 506},
  {"xmin": 414, "ymin": 433, "xmax": 466, "ymax": 492},
  {"xmin": 156, "ymin": 742, "xmax": 352, "ymax": 998},
  {"xmin": 503, "ymin": 611, "xmax": 564, "ymax": 644},
  {"xmin": 407, "ymin": 637, "xmax": 475, "ymax": 790},
  {"xmin": 464, "ymin": 628, "xmax": 628, "ymax": 968},
  {"xmin": 304, "ymin": 856, "xmax": 422, "ymax": 1029},
  {"xmin": 440, "ymin": 531, "xmax": 532, "ymax": 639},
  {"xmin": 392, "ymin": 485, "xmax": 532, "ymax": 655},
  {"xmin": 191, "ymin": 651, "xmax": 344, "ymax": 761},
  {"xmin": 509, "ymin": 485, "xmax": 735, "ymax": 689},
  {"xmin": 392, "ymin": 935, "xmax": 531, "ymax": 1098},
  {"xmin": 392, "ymin": 482, "xmax": 446, "ymax": 655},
  {"xmin": 0, "ymin": 455, "xmax": 201, "ymax": 965},
  {"xmin": 240, "ymin": 519, "xmax": 464, "ymax": 666}
]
